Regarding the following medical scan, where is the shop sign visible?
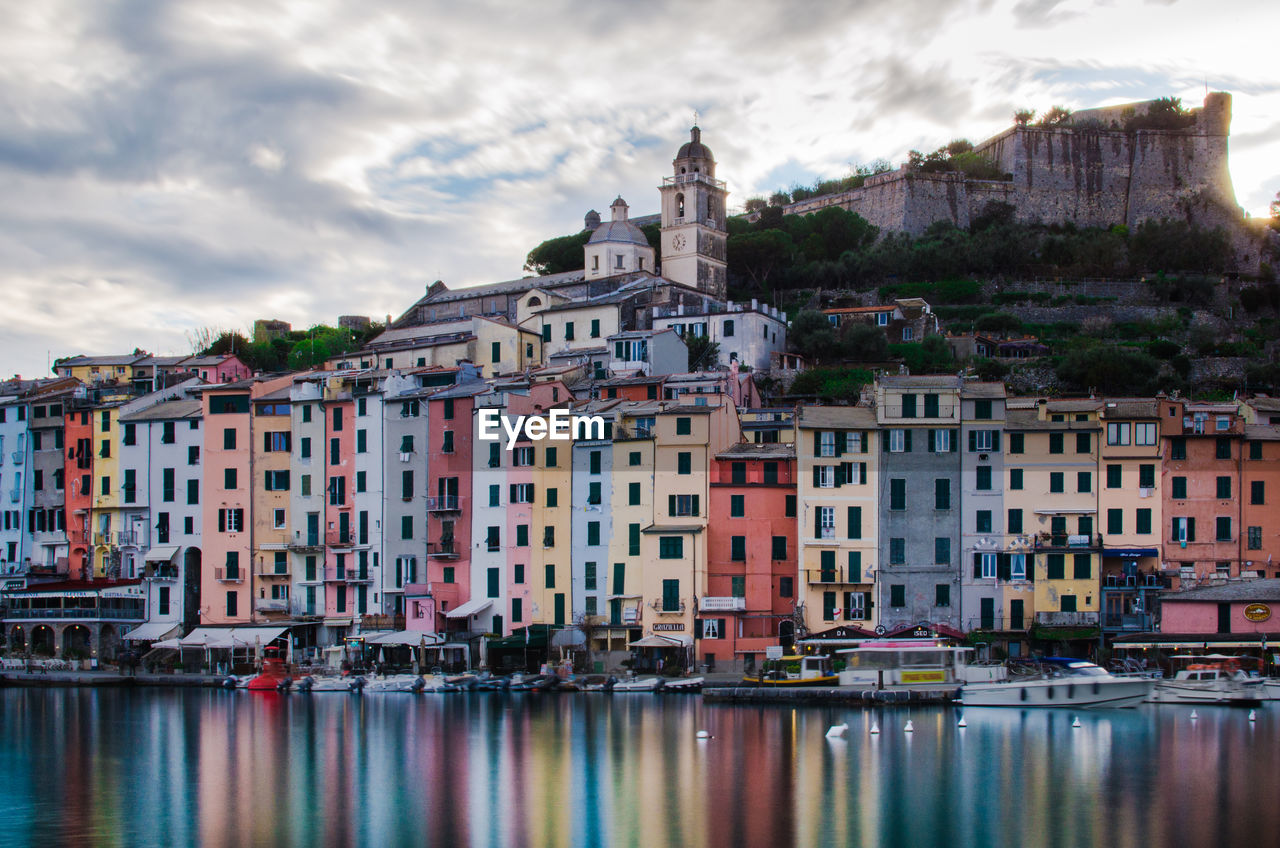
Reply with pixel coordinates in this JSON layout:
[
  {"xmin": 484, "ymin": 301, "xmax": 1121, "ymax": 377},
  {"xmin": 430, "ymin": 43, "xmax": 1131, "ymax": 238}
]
[
  {"xmin": 653, "ymin": 623, "xmax": 685, "ymax": 632},
  {"xmin": 1244, "ymin": 604, "xmax": 1271, "ymax": 622}
]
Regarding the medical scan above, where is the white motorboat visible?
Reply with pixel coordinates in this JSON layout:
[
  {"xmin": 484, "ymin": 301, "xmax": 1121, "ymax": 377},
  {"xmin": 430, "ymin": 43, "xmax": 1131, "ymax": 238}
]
[
  {"xmin": 661, "ymin": 676, "xmax": 704, "ymax": 693},
  {"xmin": 961, "ymin": 658, "xmax": 1154, "ymax": 708},
  {"xmin": 611, "ymin": 676, "xmax": 665, "ymax": 692},
  {"xmin": 1264, "ymin": 680, "xmax": 1280, "ymax": 701},
  {"xmin": 1149, "ymin": 657, "xmax": 1264, "ymax": 706},
  {"xmin": 836, "ymin": 642, "xmax": 1005, "ymax": 689},
  {"xmin": 363, "ymin": 673, "xmax": 428, "ymax": 693}
]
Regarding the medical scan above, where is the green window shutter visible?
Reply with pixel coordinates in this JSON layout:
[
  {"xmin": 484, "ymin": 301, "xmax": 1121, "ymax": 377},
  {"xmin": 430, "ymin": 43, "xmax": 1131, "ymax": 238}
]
[{"xmin": 847, "ymin": 506, "xmax": 861, "ymax": 539}]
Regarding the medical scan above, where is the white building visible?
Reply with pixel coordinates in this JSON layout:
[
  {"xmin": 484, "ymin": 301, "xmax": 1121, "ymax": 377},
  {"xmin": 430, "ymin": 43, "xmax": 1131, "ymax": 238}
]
[
  {"xmin": 584, "ymin": 197, "xmax": 655, "ymax": 280},
  {"xmin": 650, "ymin": 299, "xmax": 788, "ymax": 372},
  {"xmin": 0, "ymin": 395, "xmax": 33, "ymax": 574}
]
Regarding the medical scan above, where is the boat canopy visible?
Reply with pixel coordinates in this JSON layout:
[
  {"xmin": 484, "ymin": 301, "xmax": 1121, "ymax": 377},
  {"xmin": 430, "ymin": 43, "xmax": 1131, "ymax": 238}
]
[{"xmin": 446, "ymin": 598, "xmax": 493, "ymax": 619}]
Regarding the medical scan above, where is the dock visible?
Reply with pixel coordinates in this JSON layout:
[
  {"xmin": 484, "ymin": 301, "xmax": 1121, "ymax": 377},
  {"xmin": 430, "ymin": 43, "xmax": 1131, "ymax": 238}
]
[{"xmin": 703, "ymin": 686, "xmax": 961, "ymax": 705}]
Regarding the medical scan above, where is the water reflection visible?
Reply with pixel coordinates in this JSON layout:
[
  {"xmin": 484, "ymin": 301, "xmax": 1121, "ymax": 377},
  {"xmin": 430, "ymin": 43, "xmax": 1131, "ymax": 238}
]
[{"xmin": 0, "ymin": 690, "xmax": 1277, "ymax": 847}]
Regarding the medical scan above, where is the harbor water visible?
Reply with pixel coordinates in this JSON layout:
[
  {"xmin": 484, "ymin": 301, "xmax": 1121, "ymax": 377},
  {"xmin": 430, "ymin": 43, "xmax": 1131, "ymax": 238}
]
[{"xmin": 1, "ymin": 689, "xmax": 1278, "ymax": 847}]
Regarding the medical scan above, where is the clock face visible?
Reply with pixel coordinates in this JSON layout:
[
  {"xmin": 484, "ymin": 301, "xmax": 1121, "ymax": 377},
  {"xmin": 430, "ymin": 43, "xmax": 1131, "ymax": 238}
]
[{"xmin": 672, "ymin": 234, "xmax": 686, "ymax": 251}]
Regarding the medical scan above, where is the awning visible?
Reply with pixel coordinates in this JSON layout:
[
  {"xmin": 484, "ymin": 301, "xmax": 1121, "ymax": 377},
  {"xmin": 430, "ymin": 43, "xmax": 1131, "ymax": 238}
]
[
  {"xmin": 629, "ymin": 634, "xmax": 691, "ymax": 649},
  {"xmin": 551, "ymin": 629, "xmax": 585, "ymax": 648},
  {"xmin": 1103, "ymin": 548, "xmax": 1160, "ymax": 558},
  {"xmin": 179, "ymin": 626, "xmax": 287, "ymax": 649},
  {"xmin": 151, "ymin": 638, "xmax": 182, "ymax": 650},
  {"xmin": 124, "ymin": 621, "xmax": 180, "ymax": 642},
  {"xmin": 446, "ymin": 598, "xmax": 493, "ymax": 619},
  {"xmin": 323, "ymin": 617, "xmax": 353, "ymax": 627},
  {"xmin": 368, "ymin": 631, "xmax": 443, "ymax": 646},
  {"xmin": 143, "ymin": 546, "xmax": 180, "ymax": 563}
]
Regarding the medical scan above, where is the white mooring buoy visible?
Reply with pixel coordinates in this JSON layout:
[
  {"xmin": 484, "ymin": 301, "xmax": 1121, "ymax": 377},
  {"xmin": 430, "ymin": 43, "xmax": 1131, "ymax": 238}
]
[
  {"xmin": 957, "ymin": 717, "xmax": 967, "ymax": 728},
  {"xmin": 870, "ymin": 722, "xmax": 881, "ymax": 735},
  {"xmin": 904, "ymin": 720, "xmax": 914, "ymax": 733},
  {"xmin": 826, "ymin": 723, "xmax": 848, "ymax": 739},
  {"xmin": 1072, "ymin": 717, "xmax": 1081, "ymax": 728},
  {"xmin": 1249, "ymin": 710, "xmax": 1257, "ymax": 722},
  {"xmin": 1190, "ymin": 710, "xmax": 1199, "ymax": 720}
]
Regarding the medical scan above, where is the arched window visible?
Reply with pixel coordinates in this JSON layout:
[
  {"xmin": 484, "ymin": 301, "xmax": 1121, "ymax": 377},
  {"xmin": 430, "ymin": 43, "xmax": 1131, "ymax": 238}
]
[
  {"xmin": 527, "ymin": 296, "xmax": 542, "ymax": 307},
  {"xmin": 676, "ymin": 193, "xmax": 685, "ymax": 218}
]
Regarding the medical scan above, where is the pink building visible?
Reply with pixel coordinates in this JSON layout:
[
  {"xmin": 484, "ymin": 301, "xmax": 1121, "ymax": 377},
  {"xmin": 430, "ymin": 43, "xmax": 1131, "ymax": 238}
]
[
  {"xmin": 1157, "ymin": 579, "xmax": 1280, "ymax": 637},
  {"xmin": 181, "ymin": 354, "xmax": 252, "ymax": 385}
]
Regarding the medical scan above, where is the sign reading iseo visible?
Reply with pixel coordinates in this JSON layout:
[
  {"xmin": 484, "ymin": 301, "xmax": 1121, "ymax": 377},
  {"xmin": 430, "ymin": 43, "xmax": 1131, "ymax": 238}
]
[{"xmin": 1244, "ymin": 603, "xmax": 1271, "ymax": 622}]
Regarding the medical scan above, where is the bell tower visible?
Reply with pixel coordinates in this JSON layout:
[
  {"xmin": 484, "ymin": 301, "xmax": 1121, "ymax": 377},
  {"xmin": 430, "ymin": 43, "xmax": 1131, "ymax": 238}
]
[{"xmin": 659, "ymin": 125, "xmax": 728, "ymax": 298}]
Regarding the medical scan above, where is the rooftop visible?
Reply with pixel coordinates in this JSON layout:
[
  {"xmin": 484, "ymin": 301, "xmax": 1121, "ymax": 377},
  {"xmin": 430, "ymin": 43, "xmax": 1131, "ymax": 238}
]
[
  {"xmin": 1160, "ymin": 579, "xmax": 1280, "ymax": 604},
  {"xmin": 715, "ymin": 442, "xmax": 795, "ymax": 460},
  {"xmin": 797, "ymin": 405, "xmax": 878, "ymax": 429}
]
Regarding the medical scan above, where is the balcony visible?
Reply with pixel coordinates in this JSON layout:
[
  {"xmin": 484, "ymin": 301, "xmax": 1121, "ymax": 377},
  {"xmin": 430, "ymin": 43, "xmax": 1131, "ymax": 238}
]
[
  {"xmin": 8, "ymin": 489, "xmax": 19, "ymax": 503},
  {"xmin": 4, "ymin": 606, "xmax": 144, "ymax": 621},
  {"xmin": 361, "ymin": 614, "xmax": 405, "ymax": 631},
  {"xmin": 879, "ymin": 404, "xmax": 957, "ymax": 419},
  {"xmin": 255, "ymin": 598, "xmax": 289, "ymax": 613},
  {"xmin": 258, "ymin": 565, "xmax": 291, "ymax": 578},
  {"xmin": 1034, "ymin": 533, "xmax": 1102, "ymax": 551},
  {"xmin": 288, "ymin": 533, "xmax": 322, "ymax": 552},
  {"xmin": 1035, "ymin": 611, "xmax": 1099, "ymax": 627},
  {"xmin": 117, "ymin": 531, "xmax": 143, "ymax": 548},
  {"xmin": 428, "ymin": 540, "xmax": 458, "ymax": 559},
  {"xmin": 662, "ymin": 172, "xmax": 726, "ymax": 190},
  {"xmin": 426, "ymin": 495, "xmax": 461, "ymax": 512},
  {"xmin": 12, "ymin": 450, "xmax": 24, "ymax": 465},
  {"xmin": 699, "ymin": 597, "xmax": 746, "ymax": 613},
  {"xmin": 93, "ymin": 532, "xmax": 112, "ymax": 547},
  {"xmin": 344, "ymin": 570, "xmax": 373, "ymax": 583},
  {"xmin": 214, "ymin": 567, "xmax": 244, "ymax": 583},
  {"xmin": 1103, "ymin": 573, "xmax": 1167, "ymax": 589},
  {"xmin": 1102, "ymin": 612, "xmax": 1154, "ymax": 631},
  {"xmin": 325, "ymin": 529, "xmax": 354, "ymax": 547},
  {"xmin": 963, "ymin": 616, "xmax": 1027, "ymax": 632}
]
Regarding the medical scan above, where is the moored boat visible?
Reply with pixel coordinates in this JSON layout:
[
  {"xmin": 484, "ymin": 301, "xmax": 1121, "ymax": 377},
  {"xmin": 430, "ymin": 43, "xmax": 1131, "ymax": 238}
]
[
  {"xmin": 961, "ymin": 658, "xmax": 1154, "ymax": 708},
  {"xmin": 1149, "ymin": 657, "xmax": 1264, "ymax": 706},
  {"xmin": 660, "ymin": 676, "xmax": 704, "ymax": 693},
  {"xmin": 611, "ymin": 676, "xmax": 665, "ymax": 692},
  {"xmin": 742, "ymin": 655, "xmax": 839, "ymax": 687},
  {"xmin": 245, "ymin": 647, "xmax": 292, "ymax": 692}
]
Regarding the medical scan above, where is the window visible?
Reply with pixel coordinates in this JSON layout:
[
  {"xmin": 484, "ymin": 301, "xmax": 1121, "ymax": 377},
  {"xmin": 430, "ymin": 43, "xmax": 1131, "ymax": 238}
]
[
  {"xmin": 723, "ymin": 319, "xmax": 735, "ymax": 338},
  {"xmin": 1107, "ymin": 509, "xmax": 1123, "ymax": 535},
  {"xmin": 889, "ymin": 479, "xmax": 906, "ymax": 510},
  {"xmin": 932, "ymin": 429, "xmax": 951, "ymax": 452},
  {"xmin": 1009, "ymin": 433, "xmax": 1024, "ymax": 454},
  {"xmin": 1172, "ymin": 517, "xmax": 1194, "ymax": 543},
  {"xmin": 1105, "ymin": 464, "xmax": 1122, "ymax": 489},
  {"xmin": 934, "ymin": 537, "xmax": 950, "ymax": 565},
  {"xmin": 934, "ymin": 584, "xmax": 950, "ymax": 607},
  {"xmin": 677, "ymin": 452, "xmax": 691, "ymax": 475},
  {"xmin": 1135, "ymin": 422, "xmax": 1156, "ymax": 446},
  {"xmin": 332, "ymin": 407, "xmax": 343, "ymax": 431},
  {"xmin": 542, "ymin": 526, "xmax": 556, "ymax": 547},
  {"xmin": 1010, "ymin": 554, "xmax": 1027, "ymax": 580},
  {"xmin": 1136, "ymin": 509, "xmax": 1152, "ymax": 535},
  {"xmin": 486, "ymin": 526, "xmax": 500, "ymax": 552},
  {"xmin": 974, "ymin": 399, "xmax": 992, "ymax": 420},
  {"xmin": 1139, "ymin": 464, "xmax": 1155, "ymax": 488},
  {"xmin": 590, "ymin": 319, "xmax": 600, "ymax": 338},
  {"xmin": 223, "ymin": 468, "xmax": 237, "ymax": 489},
  {"xmin": 1107, "ymin": 422, "xmax": 1130, "ymax": 445},
  {"xmin": 1047, "ymin": 554, "xmax": 1065, "ymax": 580},
  {"xmin": 890, "ymin": 585, "xmax": 905, "ymax": 607},
  {"xmin": 889, "ymin": 538, "xmax": 905, "ymax": 565},
  {"xmin": 1077, "ymin": 472, "xmax": 1091, "ymax": 493},
  {"xmin": 223, "ymin": 428, "xmax": 236, "ymax": 450},
  {"xmin": 818, "ymin": 431, "xmax": 836, "ymax": 457},
  {"xmin": 510, "ymin": 483, "xmax": 534, "ymax": 504},
  {"xmin": 1217, "ymin": 476, "xmax": 1231, "ymax": 499},
  {"xmin": 629, "ymin": 451, "xmax": 642, "ymax": 467},
  {"xmin": 730, "ymin": 494, "xmax": 744, "ymax": 517},
  {"xmin": 1076, "ymin": 432, "xmax": 1091, "ymax": 454},
  {"xmin": 226, "ymin": 592, "xmax": 238, "ymax": 617},
  {"xmin": 671, "ymin": 494, "xmax": 700, "ymax": 517},
  {"xmin": 1050, "ymin": 472, "xmax": 1064, "ymax": 493},
  {"xmin": 1249, "ymin": 526, "xmax": 1263, "ymax": 550},
  {"xmin": 587, "ymin": 522, "xmax": 600, "ymax": 546},
  {"xmin": 300, "ymin": 437, "xmax": 311, "ymax": 459},
  {"xmin": 516, "ymin": 525, "xmax": 528, "ymax": 547},
  {"xmin": 731, "ymin": 536, "xmax": 746, "ymax": 561},
  {"xmin": 888, "ymin": 429, "xmax": 905, "ymax": 453},
  {"xmin": 779, "ymin": 576, "xmax": 793, "ymax": 598},
  {"xmin": 1252, "ymin": 481, "xmax": 1265, "ymax": 505},
  {"xmin": 1171, "ymin": 438, "xmax": 1186, "ymax": 460},
  {"xmin": 274, "ymin": 509, "xmax": 286, "ymax": 530},
  {"xmin": 1009, "ymin": 468, "xmax": 1023, "ymax": 490},
  {"xmin": 976, "ymin": 466, "xmax": 992, "ymax": 491},
  {"xmin": 1216, "ymin": 438, "xmax": 1231, "ymax": 460},
  {"xmin": 976, "ymin": 511, "xmax": 992, "ymax": 533},
  {"xmin": 514, "ymin": 447, "xmax": 533, "ymax": 467},
  {"xmin": 1049, "ymin": 433, "xmax": 1064, "ymax": 454},
  {"xmin": 544, "ymin": 564, "xmax": 556, "ymax": 588},
  {"xmin": 442, "ymin": 431, "xmax": 454, "ymax": 453},
  {"xmin": 217, "ymin": 508, "xmax": 245, "ymax": 533},
  {"xmin": 1171, "ymin": 477, "xmax": 1187, "ymax": 499},
  {"xmin": 265, "ymin": 470, "xmax": 290, "ymax": 491},
  {"xmin": 847, "ymin": 507, "xmax": 861, "ymax": 539},
  {"xmin": 785, "ymin": 495, "xmax": 796, "ymax": 517},
  {"xmin": 1008, "ymin": 509, "xmax": 1023, "ymax": 534},
  {"xmin": 771, "ymin": 536, "xmax": 787, "ymax": 560},
  {"xmin": 659, "ymin": 537, "xmax": 684, "ymax": 559},
  {"xmin": 1216, "ymin": 517, "xmax": 1232, "ymax": 542},
  {"xmin": 675, "ymin": 417, "xmax": 691, "ymax": 436},
  {"xmin": 1217, "ymin": 416, "xmax": 1231, "ymax": 432},
  {"xmin": 935, "ymin": 479, "xmax": 951, "ymax": 510},
  {"xmin": 1250, "ymin": 441, "xmax": 1263, "ymax": 460},
  {"xmin": 1073, "ymin": 554, "xmax": 1091, "ymax": 580},
  {"xmin": 491, "ymin": 341, "xmax": 502, "ymax": 363},
  {"xmin": 902, "ymin": 394, "xmax": 917, "ymax": 419},
  {"xmin": 1060, "ymin": 595, "xmax": 1078, "ymax": 613},
  {"xmin": 187, "ymin": 479, "xmax": 199, "ymax": 504},
  {"xmin": 816, "ymin": 466, "xmax": 835, "ymax": 489},
  {"xmin": 971, "ymin": 430, "xmax": 995, "ymax": 452}
]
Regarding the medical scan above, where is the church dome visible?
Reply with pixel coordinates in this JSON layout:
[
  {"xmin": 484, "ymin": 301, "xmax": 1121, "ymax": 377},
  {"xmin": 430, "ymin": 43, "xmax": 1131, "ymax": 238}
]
[
  {"xmin": 675, "ymin": 126, "xmax": 714, "ymax": 163},
  {"xmin": 588, "ymin": 220, "xmax": 649, "ymax": 247}
]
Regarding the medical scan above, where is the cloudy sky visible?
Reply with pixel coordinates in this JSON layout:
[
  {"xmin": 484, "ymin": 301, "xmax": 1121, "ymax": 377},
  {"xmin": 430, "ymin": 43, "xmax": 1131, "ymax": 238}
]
[{"xmin": 2, "ymin": 0, "xmax": 1277, "ymax": 379}]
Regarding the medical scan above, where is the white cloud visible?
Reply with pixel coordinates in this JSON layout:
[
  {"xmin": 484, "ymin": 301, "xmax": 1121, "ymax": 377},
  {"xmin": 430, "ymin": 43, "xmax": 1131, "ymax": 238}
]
[{"xmin": 0, "ymin": 0, "xmax": 1276, "ymax": 378}]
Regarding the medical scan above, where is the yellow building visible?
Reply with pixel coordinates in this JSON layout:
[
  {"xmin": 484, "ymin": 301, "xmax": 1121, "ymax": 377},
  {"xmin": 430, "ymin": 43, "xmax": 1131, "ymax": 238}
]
[
  {"xmin": 608, "ymin": 403, "xmax": 662, "ymax": 637},
  {"xmin": 88, "ymin": 403, "xmax": 128, "ymax": 577},
  {"xmin": 1005, "ymin": 399, "xmax": 1103, "ymax": 633},
  {"xmin": 333, "ymin": 317, "xmax": 542, "ymax": 378},
  {"xmin": 251, "ymin": 384, "xmax": 294, "ymax": 620},
  {"xmin": 638, "ymin": 403, "xmax": 739, "ymax": 664},
  {"xmin": 795, "ymin": 406, "xmax": 880, "ymax": 631}
]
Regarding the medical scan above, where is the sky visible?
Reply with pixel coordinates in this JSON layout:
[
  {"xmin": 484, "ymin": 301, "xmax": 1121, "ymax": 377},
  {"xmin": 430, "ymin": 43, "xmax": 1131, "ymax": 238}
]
[{"xmin": 2, "ymin": 0, "xmax": 1277, "ymax": 380}]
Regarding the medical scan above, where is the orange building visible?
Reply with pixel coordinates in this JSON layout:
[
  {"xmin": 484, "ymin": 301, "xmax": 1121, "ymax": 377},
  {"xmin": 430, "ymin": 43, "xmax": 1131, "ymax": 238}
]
[
  {"xmin": 704, "ymin": 443, "xmax": 797, "ymax": 670},
  {"xmin": 1242, "ymin": 407, "xmax": 1280, "ymax": 579}
]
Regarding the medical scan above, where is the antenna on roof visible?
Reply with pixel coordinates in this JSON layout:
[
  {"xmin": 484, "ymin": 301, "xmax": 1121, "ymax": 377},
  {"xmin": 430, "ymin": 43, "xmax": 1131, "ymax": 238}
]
[{"xmin": 693, "ymin": 109, "xmax": 699, "ymax": 128}]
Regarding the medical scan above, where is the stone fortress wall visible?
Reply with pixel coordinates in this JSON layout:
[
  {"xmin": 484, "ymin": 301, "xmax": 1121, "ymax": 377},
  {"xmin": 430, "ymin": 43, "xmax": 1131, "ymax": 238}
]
[{"xmin": 782, "ymin": 93, "xmax": 1269, "ymax": 271}]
